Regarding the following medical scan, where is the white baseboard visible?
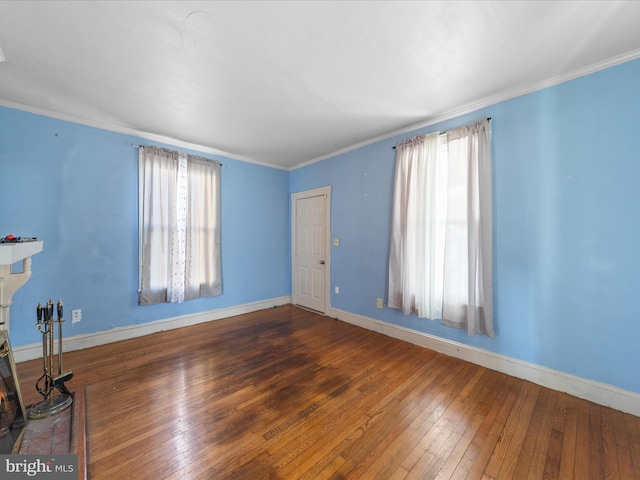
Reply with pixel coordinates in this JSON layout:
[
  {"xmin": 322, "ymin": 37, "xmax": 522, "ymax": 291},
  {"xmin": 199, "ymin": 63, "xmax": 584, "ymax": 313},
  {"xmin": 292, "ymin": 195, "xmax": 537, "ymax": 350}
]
[
  {"xmin": 15, "ymin": 298, "xmax": 639, "ymax": 417},
  {"xmin": 327, "ymin": 306, "xmax": 640, "ymax": 417},
  {"xmin": 13, "ymin": 296, "xmax": 291, "ymax": 363}
]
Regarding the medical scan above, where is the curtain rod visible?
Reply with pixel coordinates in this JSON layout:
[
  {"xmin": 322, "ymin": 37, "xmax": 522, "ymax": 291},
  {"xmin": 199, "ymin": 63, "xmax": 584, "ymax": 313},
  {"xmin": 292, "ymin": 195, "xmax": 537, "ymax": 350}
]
[
  {"xmin": 392, "ymin": 117, "xmax": 492, "ymax": 149},
  {"xmin": 132, "ymin": 143, "xmax": 224, "ymax": 166}
]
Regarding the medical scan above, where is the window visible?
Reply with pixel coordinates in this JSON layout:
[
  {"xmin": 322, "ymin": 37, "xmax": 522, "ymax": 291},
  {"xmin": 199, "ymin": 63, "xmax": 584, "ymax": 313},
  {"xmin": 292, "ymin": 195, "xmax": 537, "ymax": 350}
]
[
  {"xmin": 387, "ymin": 119, "xmax": 493, "ymax": 336},
  {"xmin": 138, "ymin": 146, "xmax": 222, "ymax": 305}
]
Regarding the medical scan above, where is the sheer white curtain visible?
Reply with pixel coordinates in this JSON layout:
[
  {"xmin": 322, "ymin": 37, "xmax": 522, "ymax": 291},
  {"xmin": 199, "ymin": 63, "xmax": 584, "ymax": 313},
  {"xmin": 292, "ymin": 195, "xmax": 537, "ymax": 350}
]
[
  {"xmin": 387, "ymin": 119, "xmax": 493, "ymax": 336},
  {"xmin": 138, "ymin": 146, "xmax": 221, "ymax": 305},
  {"xmin": 388, "ymin": 132, "xmax": 446, "ymax": 319},
  {"xmin": 185, "ymin": 156, "xmax": 222, "ymax": 300},
  {"xmin": 441, "ymin": 120, "xmax": 493, "ymax": 336}
]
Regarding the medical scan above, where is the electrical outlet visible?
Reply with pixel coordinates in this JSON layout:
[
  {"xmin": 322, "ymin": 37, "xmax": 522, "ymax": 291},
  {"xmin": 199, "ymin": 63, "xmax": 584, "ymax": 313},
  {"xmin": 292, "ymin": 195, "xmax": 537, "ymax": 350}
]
[
  {"xmin": 376, "ymin": 298, "xmax": 383, "ymax": 309},
  {"xmin": 72, "ymin": 309, "xmax": 82, "ymax": 323},
  {"xmin": 335, "ymin": 286, "xmax": 340, "ymax": 294}
]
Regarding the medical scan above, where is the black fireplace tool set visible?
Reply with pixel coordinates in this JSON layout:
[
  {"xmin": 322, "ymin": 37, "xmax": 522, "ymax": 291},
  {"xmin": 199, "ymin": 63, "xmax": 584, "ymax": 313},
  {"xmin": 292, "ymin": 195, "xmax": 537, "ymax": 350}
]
[{"xmin": 28, "ymin": 299, "xmax": 74, "ymax": 419}]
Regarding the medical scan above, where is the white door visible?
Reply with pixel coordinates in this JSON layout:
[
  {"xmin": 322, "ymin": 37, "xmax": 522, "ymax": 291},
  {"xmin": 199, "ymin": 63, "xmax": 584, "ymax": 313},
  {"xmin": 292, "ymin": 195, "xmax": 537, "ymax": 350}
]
[{"xmin": 292, "ymin": 188, "xmax": 330, "ymax": 313}]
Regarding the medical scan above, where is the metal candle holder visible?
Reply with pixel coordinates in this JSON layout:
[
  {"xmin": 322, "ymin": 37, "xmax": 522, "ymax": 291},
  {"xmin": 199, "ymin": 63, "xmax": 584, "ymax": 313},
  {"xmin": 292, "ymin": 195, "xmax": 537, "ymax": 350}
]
[{"xmin": 28, "ymin": 299, "xmax": 73, "ymax": 419}]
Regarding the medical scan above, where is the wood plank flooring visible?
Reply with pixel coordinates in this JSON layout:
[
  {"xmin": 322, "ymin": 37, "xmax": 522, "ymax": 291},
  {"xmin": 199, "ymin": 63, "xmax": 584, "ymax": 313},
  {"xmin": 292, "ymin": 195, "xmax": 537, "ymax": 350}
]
[{"xmin": 16, "ymin": 305, "xmax": 640, "ymax": 479}]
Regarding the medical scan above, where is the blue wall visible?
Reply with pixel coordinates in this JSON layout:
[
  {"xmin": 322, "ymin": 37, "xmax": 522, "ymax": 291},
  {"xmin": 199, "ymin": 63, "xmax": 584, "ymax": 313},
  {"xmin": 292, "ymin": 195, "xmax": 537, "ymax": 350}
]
[
  {"xmin": 3, "ymin": 57, "xmax": 639, "ymax": 396},
  {"xmin": 290, "ymin": 58, "xmax": 640, "ymax": 395},
  {"xmin": 0, "ymin": 108, "xmax": 291, "ymax": 347}
]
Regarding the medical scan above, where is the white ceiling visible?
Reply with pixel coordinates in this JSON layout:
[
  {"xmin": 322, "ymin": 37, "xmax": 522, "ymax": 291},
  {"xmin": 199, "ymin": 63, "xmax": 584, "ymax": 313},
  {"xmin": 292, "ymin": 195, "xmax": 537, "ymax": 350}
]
[{"xmin": 1, "ymin": 1, "xmax": 640, "ymax": 169}]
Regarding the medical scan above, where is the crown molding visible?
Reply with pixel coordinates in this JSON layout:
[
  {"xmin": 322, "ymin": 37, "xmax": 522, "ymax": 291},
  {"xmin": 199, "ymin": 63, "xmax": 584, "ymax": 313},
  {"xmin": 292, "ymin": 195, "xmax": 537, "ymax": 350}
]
[
  {"xmin": 3, "ymin": 47, "xmax": 640, "ymax": 172},
  {"xmin": 0, "ymin": 99, "xmax": 289, "ymax": 171},
  {"xmin": 292, "ymin": 48, "xmax": 640, "ymax": 171}
]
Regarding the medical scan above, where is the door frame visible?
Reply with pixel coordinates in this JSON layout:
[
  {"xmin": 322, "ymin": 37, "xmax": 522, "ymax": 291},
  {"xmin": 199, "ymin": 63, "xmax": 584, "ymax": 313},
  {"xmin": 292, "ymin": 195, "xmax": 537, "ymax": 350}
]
[{"xmin": 291, "ymin": 186, "xmax": 332, "ymax": 314}]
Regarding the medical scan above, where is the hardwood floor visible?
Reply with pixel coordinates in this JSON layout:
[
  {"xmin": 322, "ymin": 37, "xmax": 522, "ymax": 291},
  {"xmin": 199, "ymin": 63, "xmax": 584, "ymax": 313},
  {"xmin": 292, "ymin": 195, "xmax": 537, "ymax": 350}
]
[{"xmin": 16, "ymin": 305, "xmax": 640, "ymax": 479}]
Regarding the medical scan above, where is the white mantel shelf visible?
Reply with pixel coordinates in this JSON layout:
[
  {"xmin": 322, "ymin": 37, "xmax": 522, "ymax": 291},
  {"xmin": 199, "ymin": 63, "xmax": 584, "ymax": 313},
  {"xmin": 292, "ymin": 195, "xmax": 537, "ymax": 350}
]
[
  {"xmin": 0, "ymin": 240, "xmax": 43, "ymax": 333},
  {"xmin": 0, "ymin": 241, "xmax": 43, "ymax": 265}
]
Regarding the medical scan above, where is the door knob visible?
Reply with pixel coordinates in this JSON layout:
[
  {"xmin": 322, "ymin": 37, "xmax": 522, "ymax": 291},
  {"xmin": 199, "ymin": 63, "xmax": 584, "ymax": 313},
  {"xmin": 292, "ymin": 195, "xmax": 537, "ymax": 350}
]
[{"xmin": 319, "ymin": 260, "xmax": 325, "ymax": 264}]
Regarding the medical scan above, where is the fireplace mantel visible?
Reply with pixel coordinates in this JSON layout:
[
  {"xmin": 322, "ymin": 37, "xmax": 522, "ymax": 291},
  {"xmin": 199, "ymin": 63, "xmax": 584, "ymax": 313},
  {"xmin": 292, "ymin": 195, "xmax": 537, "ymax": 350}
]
[
  {"xmin": 0, "ymin": 240, "xmax": 43, "ymax": 333},
  {"xmin": 0, "ymin": 240, "xmax": 43, "ymax": 265}
]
